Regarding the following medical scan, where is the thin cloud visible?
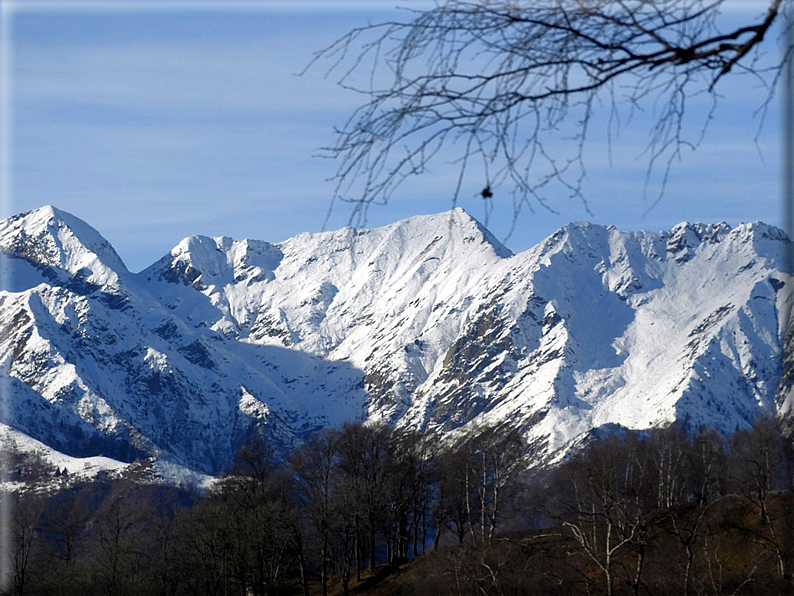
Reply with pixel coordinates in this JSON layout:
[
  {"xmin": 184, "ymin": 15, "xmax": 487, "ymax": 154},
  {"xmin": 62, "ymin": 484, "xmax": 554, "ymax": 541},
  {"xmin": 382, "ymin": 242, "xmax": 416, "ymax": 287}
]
[
  {"xmin": 15, "ymin": 37, "xmax": 361, "ymax": 115},
  {"xmin": 9, "ymin": 1, "xmax": 433, "ymax": 14}
]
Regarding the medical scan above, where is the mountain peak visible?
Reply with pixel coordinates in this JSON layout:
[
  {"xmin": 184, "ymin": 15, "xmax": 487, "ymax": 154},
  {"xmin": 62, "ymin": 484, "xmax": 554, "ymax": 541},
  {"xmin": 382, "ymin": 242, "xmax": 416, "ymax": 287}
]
[
  {"xmin": 145, "ymin": 207, "xmax": 511, "ymax": 292},
  {"xmin": 731, "ymin": 221, "xmax": 790, "ymax": 242},
  {"xmin": 370, "ymin": 208, "xmax": 512, "ymax": 258},
  {"xmin": 0, "ymin": 206, "xmax": 127, "ymax": 283},
  {"xmin": 143, "ymin": 233, "xmax": 283, "ymax": 290}
]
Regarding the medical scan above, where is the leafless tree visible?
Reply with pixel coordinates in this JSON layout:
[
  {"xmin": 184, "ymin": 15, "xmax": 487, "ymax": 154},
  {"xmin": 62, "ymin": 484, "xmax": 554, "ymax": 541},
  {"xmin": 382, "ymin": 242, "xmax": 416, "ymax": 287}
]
[
  {"xmin": 313, "ymin": 0, "xmax": 791, "ymax": 230},
  {"xmin": 549, "ymin": 433, "xmax": 660, "ymax": 596},
  {"xmin": 2, "ymin": 495, "xmax": 42, "ymax": 596},
  {"xmin": 466, "ymin": 426, "xmax": 524, "ymax": 544},
  {"xmin": 434, "ymin": 446, "xmax": 473, "ymax": 547},
  {"xmin": 730, "ymin": 417, "xmax": 790, "ymax": 584},
  {"xmin": 290, "ymin": 430, "xmax": 339, "ymax": 596},
  {"xmin": 93, "ymin": 489, "xmax": 147, "ymax": 596}
]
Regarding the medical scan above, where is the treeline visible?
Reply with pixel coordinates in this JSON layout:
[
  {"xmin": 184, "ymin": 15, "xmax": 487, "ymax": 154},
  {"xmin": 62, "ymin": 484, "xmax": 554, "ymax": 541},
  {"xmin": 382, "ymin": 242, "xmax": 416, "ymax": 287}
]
[
  {"xmin": 2, "ymin": 423, "xmax": 522, "ymax": 596},
  {"xmin": 416, "ymin": 420, "xmax": 794, "ymax": 596},
  {"xmin": 2, "ymin": 418, "xmax": 793, "ymax": 595}
]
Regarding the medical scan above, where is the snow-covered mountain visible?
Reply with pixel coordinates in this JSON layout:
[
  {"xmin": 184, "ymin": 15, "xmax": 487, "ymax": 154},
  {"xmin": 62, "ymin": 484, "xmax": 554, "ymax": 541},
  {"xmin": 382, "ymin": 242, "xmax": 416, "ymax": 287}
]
[{"xmin": 1, "ymin": 206, "xmax": 791, "ymax": 476}]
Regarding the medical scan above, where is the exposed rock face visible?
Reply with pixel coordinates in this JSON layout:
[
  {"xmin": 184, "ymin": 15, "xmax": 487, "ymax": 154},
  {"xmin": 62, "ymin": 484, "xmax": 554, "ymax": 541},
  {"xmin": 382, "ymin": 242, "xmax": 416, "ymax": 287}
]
[{"xmin": 1, "ymin": 206, "xmax": 791, "ymax": 475}]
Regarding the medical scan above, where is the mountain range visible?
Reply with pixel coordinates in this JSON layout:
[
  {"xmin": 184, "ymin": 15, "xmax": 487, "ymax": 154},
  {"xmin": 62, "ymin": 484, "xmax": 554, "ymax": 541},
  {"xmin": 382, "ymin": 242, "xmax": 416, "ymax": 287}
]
[{"xmin": 1, "ymin": 205, "xmax": 791, "ymax": 481}]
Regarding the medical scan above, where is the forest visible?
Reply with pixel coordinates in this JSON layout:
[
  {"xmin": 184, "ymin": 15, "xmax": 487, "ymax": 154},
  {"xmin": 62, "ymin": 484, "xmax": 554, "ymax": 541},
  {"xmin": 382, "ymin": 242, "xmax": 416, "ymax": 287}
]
[{"xmin": 2, "ymin": 418, "xmax": 793, "ymax": 596}]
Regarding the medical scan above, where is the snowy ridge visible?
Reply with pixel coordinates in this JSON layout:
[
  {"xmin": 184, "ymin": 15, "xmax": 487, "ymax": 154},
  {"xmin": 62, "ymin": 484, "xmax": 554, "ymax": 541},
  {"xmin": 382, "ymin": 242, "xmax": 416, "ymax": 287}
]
[
  {"xmin": 0, "ymin": 423, "xmax": 214, "ymax": 491},
  {"xmin": 0, "ymin": 205, "xmax": 127, "ymax": 289},
  {"xmin": 1, "ymin": 206, "xmax": 791, "ymax": 480}
]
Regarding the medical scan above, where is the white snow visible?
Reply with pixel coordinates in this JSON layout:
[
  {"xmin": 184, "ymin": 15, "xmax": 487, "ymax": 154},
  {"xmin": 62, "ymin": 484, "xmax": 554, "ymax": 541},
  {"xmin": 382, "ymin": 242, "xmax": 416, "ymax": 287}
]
[{"xmin": 1, "ymin": 205, "xmax": 791, "ymax": 481}]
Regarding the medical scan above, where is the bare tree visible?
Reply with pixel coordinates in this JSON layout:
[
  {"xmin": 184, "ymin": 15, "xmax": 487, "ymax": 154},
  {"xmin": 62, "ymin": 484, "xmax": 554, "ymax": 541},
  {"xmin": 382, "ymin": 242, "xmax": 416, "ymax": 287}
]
[
  {"xmin": 2, "ymin": 495, "xmax": 42, "ymax": 596},
  {"xmin": 290, "ymin": 429, "xmax": 339, "ymax": 596},
  {"xmin": 180, "ymin": 494, "xmax": 237, "ymax": 596},
  {"xmin": 549, "ymin": 433, "xmax": 658, "ymax": 596},
  {"xmin": 219, "ymin": 446, "xmax": 298, "ymax": 596},
  {"xmin": 465, "ymin": 426, "xmax": 524, "ymax": 544},
  {"xmin": 730, "ymin": 417, "xmax": 790, "ymax": 585},
  {"xmin": 313, "ymin": 0, "xmax": 791, "ymax": 228},
  {"xmin": 434, "ymin": 446, "xmax": 473, "ymax": 547},
  {"xmin": 93, "ymin": 488, "xmax": 147, "ymax": 596}
]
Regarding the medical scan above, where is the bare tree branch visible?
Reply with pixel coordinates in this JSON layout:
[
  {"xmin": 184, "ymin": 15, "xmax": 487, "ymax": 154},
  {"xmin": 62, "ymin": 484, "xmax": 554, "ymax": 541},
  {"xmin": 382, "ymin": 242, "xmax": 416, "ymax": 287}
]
[{"xmin": 311, "ymin": 0, "xmax": 792, "ymax": 230}]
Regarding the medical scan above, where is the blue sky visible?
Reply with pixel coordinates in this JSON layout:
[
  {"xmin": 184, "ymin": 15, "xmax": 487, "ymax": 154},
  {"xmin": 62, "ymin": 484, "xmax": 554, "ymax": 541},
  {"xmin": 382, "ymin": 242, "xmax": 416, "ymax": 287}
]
[{"xmin": 2, "ymin": 0, "xmax": 786, "ymax": 272}]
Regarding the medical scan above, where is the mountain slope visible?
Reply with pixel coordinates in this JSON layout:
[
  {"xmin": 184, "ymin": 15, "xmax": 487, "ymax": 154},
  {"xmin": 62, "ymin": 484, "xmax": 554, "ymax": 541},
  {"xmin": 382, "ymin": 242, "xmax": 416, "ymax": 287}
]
[{"xmin": 1, "ymin": 206, "xmax": 791, "ymax": 476}]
